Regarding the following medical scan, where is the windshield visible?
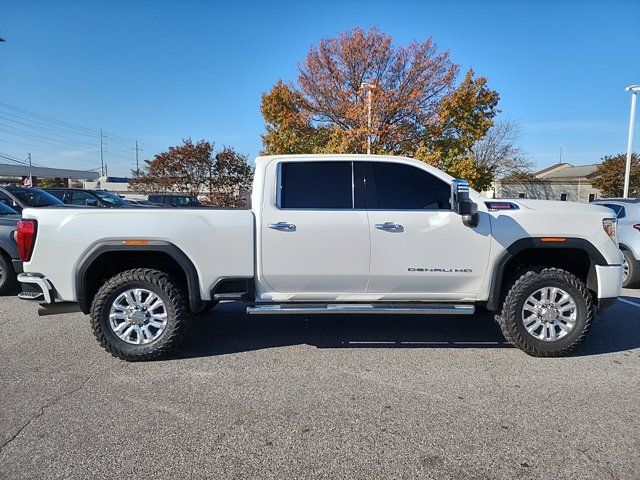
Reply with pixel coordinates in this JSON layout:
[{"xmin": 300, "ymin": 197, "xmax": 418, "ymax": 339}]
[
  {"xmin": 93, "ymin": 191, "xmax": 128, "ymax": 205},
  {"xmin": 9, "ymin": 188, "xmax": 63, "ymax": 207},
  {"xmin": 0, "ymin": 202, "xmax": 18, "ymax": 215}
]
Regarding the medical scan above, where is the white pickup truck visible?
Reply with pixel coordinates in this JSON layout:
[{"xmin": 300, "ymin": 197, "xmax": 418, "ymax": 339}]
[{"xmin": 16, "ymin": 155, "xmax": 623, "ymax": 361}]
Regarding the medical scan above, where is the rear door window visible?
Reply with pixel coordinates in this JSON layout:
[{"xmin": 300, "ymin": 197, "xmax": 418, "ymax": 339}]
[{"xmin": 278, "ymin": 161, "xmax": 353, "ymax": 209}]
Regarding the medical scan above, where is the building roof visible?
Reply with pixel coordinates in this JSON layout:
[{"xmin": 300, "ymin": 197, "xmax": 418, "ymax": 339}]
[
  {"xmin": 0, "ymin": 163, "xmax": 99, "ymax": 180},
  {"xmin": 535, "ymin": 163, "xmax": 598, "ymax": 180}
]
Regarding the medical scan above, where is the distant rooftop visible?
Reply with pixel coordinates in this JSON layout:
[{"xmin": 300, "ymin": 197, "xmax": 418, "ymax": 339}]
[
  {"xmin": 535, "ymin": 163, "xmax": 598, "ymax": 180},
  {"xmin": 0, "ymin": 163, "xmax": 99, "ymax": 180}
]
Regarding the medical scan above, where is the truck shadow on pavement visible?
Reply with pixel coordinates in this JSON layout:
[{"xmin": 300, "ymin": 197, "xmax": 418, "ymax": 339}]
[{"xmin": 169, "ymin": 299, "xmax": 640, "ymax": 360}]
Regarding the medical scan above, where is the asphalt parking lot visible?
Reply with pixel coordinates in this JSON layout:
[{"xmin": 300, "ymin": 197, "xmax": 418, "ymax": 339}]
[{"xmin": 1, "ymin": 290, "xmax": 639, "ymax": 480}]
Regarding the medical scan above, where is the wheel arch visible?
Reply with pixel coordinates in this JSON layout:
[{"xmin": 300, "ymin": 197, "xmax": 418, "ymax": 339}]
[
  {"xmin": 486, "ymin": 238, "xmax": 608, "ymax": 311},
  {"xmin": 75, "ymin": 241, "xmax": 201, "ymax": 314}
]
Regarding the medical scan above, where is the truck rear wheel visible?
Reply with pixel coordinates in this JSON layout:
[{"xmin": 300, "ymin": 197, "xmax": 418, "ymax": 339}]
[
  {"xmin": 495, "ymin": 267, "xmax": 593, "ymax": 357},
  {"xmin": 90, "ymin": 268, "xmax": 192, "ymax": 361}
]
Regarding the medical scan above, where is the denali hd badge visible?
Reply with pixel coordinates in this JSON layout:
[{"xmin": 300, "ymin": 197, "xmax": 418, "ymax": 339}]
[{"xmin": 408, "ymin": 268, "xmax": 472, "ymax": 273}]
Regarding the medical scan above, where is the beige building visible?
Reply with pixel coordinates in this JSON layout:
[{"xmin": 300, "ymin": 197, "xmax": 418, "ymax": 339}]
[{"xmin": 494, "ymin": 163, "xmax": 600, "ymax": 203}]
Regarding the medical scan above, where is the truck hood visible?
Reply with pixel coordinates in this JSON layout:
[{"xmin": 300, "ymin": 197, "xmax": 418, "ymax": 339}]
[{"xmin": 506, "ymin": 199, "xmax": 614, "ymax": 215}]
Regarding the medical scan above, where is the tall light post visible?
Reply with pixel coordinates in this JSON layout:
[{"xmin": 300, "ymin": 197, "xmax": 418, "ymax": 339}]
[
  {"xmin": 623, "ymin": 85, "xmax": 640, "ymax": 198},
  {"xmin": 360, "ymin": 82, "xmax": 375, "ymax": 154}
]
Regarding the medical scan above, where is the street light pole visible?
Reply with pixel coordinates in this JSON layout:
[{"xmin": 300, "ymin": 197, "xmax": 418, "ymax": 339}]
[
  {"xmin": 623, "ymin": 85, "xmax": 640, "ymax": 198},
  {"xmin": 360, "ymin": 82, "xmax": 375, "ymax": 155}
]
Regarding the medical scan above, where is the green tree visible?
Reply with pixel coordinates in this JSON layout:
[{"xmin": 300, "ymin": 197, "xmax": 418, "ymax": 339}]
[
  {"xmin": 592, "ymin": 153, "xmax": 640, "ymax": 198},
  {"xmin": 37, "ymin": 178, "xmax": 57, "ymax": 189}
]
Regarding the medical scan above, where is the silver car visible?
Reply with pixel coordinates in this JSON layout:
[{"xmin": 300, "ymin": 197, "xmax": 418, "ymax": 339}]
[{"xmin": 592, "ymin": 198, "xmax": 640, "ymax": 287}]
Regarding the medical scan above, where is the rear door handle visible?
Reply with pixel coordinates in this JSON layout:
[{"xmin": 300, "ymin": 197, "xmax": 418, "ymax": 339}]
[
  {"xmin": 268, "ymin": 221, "xmax": 297, "ymax": 232},
  {"xmin": 375, "ymin": 222, "xmax": 404, "ymax": 232}
]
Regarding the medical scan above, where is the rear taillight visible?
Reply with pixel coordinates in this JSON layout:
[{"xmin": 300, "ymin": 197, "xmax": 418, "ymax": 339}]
[
  {"xmin": 634, "ymin": 224, "xmax": 640, "ymax": 233},
  {"xmin": 16, "ymin": 219, "xmax": 37, "ymax": 261}
]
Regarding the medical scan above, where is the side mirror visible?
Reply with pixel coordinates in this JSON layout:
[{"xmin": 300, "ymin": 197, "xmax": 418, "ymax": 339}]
[{"xmin": 451, "ymin": 179, "xmax": 479, "ymax": 227}]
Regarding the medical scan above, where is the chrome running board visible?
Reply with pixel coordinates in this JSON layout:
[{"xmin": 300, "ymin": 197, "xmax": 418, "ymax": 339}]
[{"xmin": 247, "ymin": 303, "xmax": 475, "ymax": 315}]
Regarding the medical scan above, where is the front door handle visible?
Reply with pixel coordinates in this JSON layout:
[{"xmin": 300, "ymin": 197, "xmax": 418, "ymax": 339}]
[
  {"xmin": 268, "ymin": 221, "xmax": 297, "ymax": 232},
  {"xmin": 375, "ymin": 222, "xmax": 404, "ymax": 232}
]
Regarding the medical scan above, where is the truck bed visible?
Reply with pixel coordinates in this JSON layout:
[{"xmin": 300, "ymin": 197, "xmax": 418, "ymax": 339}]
[{"xmin": 21, "ymin": 207, "xmax": 255, "ymax": 302}]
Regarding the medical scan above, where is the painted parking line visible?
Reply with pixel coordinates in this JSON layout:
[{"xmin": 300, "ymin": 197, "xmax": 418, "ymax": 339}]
[{"xmin": 619, "ymin": 298, "xmax": 640, "ymax": 309}]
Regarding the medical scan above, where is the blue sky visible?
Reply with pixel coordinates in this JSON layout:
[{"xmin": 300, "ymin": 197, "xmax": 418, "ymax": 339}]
[{"xmin": 1, "ymin": 0, "xmax": 639, "ymax": 176}]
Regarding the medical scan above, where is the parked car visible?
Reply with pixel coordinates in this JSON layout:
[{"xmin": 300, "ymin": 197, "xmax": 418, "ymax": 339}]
[
  {"xmin": 592, "ymin": 198, "xmax": 640, "ymax": 287},
  {"xmin": 44, "ymin": 188, "xmax": 138, "ymax": 208},
  {"xmin": 18, "ymin": 154, "xmax": 622, "ymax": 361},
  {"xmin": 147, "ymin": 194, "xmax": 202, "ymax": 207},
  {"xmin": 0, "ymin": 201, "xmax": 21, "ymax": 294},
  {"xmin": 0, "ymin": 184, "xmax": 64, "ymax": 213}
]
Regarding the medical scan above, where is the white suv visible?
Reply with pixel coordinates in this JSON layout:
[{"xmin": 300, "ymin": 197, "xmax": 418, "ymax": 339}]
[{"xmin": 592, "ymin": 198, "xmax": 640, "ymax": 287}]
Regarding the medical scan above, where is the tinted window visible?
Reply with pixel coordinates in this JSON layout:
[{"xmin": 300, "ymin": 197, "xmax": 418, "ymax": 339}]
[
  {"xmin": 279, "ymin": 161, "xmax": 353, "ymax": 209},
  {"xmin": 46, "ymin": 189, "xmax": 72, "ymax": 204},
  {"xmin": 359, "ymin": 162, "xmax": 451, "ymax": 210},
  {"xmin": 602, "ymin": 203, "xmax": 626, "ymax": 218},
  {"xmin": 94, "ymin": 191, "xmax": 128, "ymax": 205},
  {"xmin": 72, "ymin": 191, "xmax": 99, "ymax": 206},
  {"xmin": 0, "ymin": 201, "xmax": 18, "ymax": 215},
  {"xmin": 7, "ymin": 188, "xmax": 63, "ymax": 207}
]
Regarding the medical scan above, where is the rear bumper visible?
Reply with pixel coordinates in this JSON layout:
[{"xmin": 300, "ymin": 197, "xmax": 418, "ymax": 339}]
[{"xmin": 17, "ymin": 272, "xmax": 54, "ymax": 303}]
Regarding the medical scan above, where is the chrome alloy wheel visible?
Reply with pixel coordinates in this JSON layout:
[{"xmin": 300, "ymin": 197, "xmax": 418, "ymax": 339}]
[
  {"xmin": 109, "ymin": 288, "xmax": 168, "ymax": 345},
  {"xmin": 521, "ymin": 287, "xmax": 577, "ymax": 342},
  {"xmin": 623, "ymin": 257, "xmax": 629, "ymax": 283}
]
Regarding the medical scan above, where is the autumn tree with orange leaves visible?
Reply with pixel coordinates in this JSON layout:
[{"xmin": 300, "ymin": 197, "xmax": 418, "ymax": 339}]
[
  {"xmin": 130, "ymin": 139, "xmax": 253, "ymax": 207},
  {"xmin": 261, "ymin": 27, "xmax": 504, "ymax": 190}
]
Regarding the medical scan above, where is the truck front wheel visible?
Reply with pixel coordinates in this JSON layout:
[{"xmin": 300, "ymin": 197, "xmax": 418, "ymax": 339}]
[
  {"xmin": 496, "ymin": 267, "xmax": 593, "ymax": 357},
  {"xmin": 90, "ymin": 268, "xmax": 192, "ymax": 361}
]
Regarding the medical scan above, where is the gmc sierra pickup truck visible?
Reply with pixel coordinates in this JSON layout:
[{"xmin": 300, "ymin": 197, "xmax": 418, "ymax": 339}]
[{"xmin": 16, "ymin": 155, "xmax": 623, "ymax": 361}]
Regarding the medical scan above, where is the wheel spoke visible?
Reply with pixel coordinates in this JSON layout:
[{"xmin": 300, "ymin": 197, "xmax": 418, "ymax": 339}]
[
  {"xmin": 526, "ymin": 319, "xmax": 543, "ymax": 334},
  {"xmin": 124, "ymin": 291, "xmax": 136, "ymax": 307},
  {"xmin": 148, "ymin": 319, "xmax": 165, "ymax": 329},
  {"xmin": 143, "ymin": 293, "xmax": 158, "ymax": 308},
  {"xmin": 120, "ymin": 324, "xmax": 135, "ymax": 341},
  {"xmin": 113, "ymin": 320, "xmax": 131, "ymax": 333},
  {"xmin": 558, "ymin": 301, "xmax": 576, "ymax": 313}
]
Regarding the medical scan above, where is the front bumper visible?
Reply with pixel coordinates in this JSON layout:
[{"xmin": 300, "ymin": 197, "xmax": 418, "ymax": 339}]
[
  {"xmin": 595, "ymin": 265, "xmax": 623, "ymax": 312},
  {"xmin": 17, "ymin": 272, "xmax": 54, "ymax": 303}
]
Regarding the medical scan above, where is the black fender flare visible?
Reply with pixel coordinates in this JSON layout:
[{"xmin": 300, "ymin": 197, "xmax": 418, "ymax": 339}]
[
  {"xmin": 485, "ymin": 237, "xmax": 608, "ymax": 311},
  {"xmin": 75, "ymin": 241, "xmax": 201, "ymax": 313}
]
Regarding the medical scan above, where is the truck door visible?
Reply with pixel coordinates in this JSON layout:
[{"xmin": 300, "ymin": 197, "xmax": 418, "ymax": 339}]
[
  {"xmin": 259, "ymin": 160, "xmax": 370, "ymax": 300},
  {"xmin": 357, "ymin": 161, "xmax": 491, "ymax": 301}
]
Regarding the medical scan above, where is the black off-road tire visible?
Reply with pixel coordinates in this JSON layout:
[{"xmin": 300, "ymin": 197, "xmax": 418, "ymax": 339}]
[
  {"xmin": 90, "ymin": 268, "xmax": 192, "ymax": 361},
  {"xmin": 622, "ymin": 250, "xmax": 640, "ymax": 288},
  {"xmin": 0, "ymin": 253, "xmax": 16, "ymax": 295},
  {"xmin": 495, "ymin": 267, "xmax": 593, "ymax": 357}
]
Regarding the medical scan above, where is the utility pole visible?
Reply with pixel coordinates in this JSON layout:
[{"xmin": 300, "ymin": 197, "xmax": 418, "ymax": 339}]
[
  {"xmin": 27, "ymin": 153, "xmax": 32, "ymax": 187},
  {"xmin": 360, "ymin": 82, "xmax": 375, "ymax": 155},
  {"xmin": 623, "ymin": 85, "xmax": 640, "ymax": 198},
  {"xmin": 132, "ymin": 141, "xmax": 143, "ymax": 172},
  {"xmin": 99, "ymin": 129, "xmax": 105, "ymax": 177}
]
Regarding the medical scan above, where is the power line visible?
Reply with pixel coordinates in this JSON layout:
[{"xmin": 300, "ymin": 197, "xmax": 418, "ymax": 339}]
[{"xmin": 0, "ymin": 101, "xmax": 162, "ymax": 172}]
